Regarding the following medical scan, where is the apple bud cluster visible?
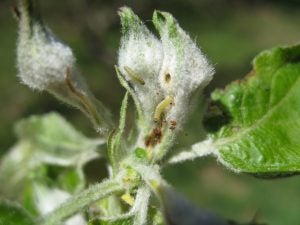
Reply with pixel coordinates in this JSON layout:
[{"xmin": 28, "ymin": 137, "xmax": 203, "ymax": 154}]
[
  {"xmin": 118, "ymin": 7, "xmax": 214, "ymax": 133},
  {"xmin": 17, "ymin": 0, "xmax": 75, "ymax": 91},
  {"xmin": 16, "ymin": 0, "xmax": 113, "ymax": 134}
]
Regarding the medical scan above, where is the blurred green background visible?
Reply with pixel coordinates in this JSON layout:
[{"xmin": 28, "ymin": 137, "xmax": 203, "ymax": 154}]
[{"xmin": 1, "ymin": 0, "xmax": 300, "ymax": 224}]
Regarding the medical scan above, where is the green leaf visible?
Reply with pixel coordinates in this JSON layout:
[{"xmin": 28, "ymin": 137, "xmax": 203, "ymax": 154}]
[
  {"xmin": 107, "ymin": 92, "xmax": 129, "ymax": 172},
  {"xmin": 0, "ymin": 201, "xmax": 35, "ymax": 225},
  {"xmin": 0, "ymin": 113, "xmax": 101, "ymax": 204},
  {"xmin": 207, "ymin": 45, "xmax": 300, "ymax": 175},
  {"xmin": 115, "ymin": 66, "xmax": 144, "ymax": 124},
  {"xmin": 58, "ymin": 167, "xmax": 85, "ymax": 194},
  {"xmin": 15, "ymin": 112, "xmax": 103, "ymax": 166},
  {"xmin": 21, "ymin": 165, "xmax": 85, "ymax": 216}
]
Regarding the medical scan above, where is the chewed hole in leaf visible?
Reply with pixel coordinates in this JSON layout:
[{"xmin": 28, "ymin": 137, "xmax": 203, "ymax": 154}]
[{"xmin": 203, "ymin": 99, "xmax": 232, "ymax": 133}]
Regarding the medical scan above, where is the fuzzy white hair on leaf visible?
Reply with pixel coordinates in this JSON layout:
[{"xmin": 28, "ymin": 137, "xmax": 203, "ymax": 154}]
[
  {"xmin": 153, "ymin": 11, "xmax": 214, "ymax": 124},
  {"xmin": 17, "ymin": 14, "xmax": 75, "ymax": 91},
  {"xmin": 118, "ymin": 7, "xmax": 164, "ymax": 122}
]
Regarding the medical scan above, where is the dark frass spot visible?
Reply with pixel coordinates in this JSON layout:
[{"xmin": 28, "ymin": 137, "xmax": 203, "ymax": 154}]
[
  {"xmin": 169, "ymin": 120, "xmax": 177, "ymax": 130},
  {"xmin": 165, "ymin": 73, "xmax": 171, "ymax": 83},
  {"xmin": 145, "ymin": 127, "xmax": 163, "ymax": 148}
]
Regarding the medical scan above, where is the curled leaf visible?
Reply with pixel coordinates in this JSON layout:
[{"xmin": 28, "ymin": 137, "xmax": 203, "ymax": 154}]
[{"xmin": 206, "ymin": 45, "xmax": 300, "ymax": 176}]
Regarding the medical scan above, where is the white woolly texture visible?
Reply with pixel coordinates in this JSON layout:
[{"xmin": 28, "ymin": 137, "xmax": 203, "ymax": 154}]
[
  {"xmin": 154, "ymin": 12, "xmax": 215, "ymax": 124},
  {"xmin": 118, "ymin": 8, "xmax": 164, "ymax": 120},
  {"xmin": 133, "ymin": 186, "xmax": 151, "ymax": 225},
  {"xmin": 118, "ymin": 8, "xmax": 215, "ymax": 140},
  {"xmin": 17, "ymin": 24, "xmax": 75, "ymax": 91},
  {"xmin": 131, "ymin": 162, "xmax": 165, "ymax": 189}
]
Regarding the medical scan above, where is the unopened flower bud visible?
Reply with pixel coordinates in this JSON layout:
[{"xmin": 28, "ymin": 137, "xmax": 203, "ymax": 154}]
[
  {"xmin": 117, "ymin": 8, "xmax": 214, "ymax": 159},
  {"xmin": 118, "ymin": 7, "xmax": 164, "ymax": 125},
  {"xmin": 153, "ymin": 11, "xmax": 214, "ymax": 124},
  {"xmin": 16, "ymin": 0, "xmax": 113, "ymax": 134},
  {"xmin": 17, "ymin": 0, "xmax": 75, "ymax": 91},
  {"xmin": 118, "ymin": 8, "xmax": 214, "ymax": 127}
]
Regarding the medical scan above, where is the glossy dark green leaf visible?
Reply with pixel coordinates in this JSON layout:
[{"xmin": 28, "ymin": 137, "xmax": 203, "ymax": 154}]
[
  {"xmin": 0, "ymin": 201, "xmax": 35, "ymax": 225},
  {"xmin": 207, "ymin": 45, "xmax": 300, "ymax": 175}
]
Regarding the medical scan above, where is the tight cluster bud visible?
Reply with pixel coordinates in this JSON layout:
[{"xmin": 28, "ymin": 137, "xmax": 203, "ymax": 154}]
[
  {"xmin": 17, "ymin": 0, "xmax": 76, "ymax": 91},
  {"xmin": 118, "ymin": 7, "xmax": 214, "ymax": 144}
]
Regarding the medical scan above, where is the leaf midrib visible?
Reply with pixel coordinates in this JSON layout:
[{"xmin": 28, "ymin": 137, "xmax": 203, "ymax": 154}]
[{"xmin": 215, "ymin": 65, "xmax": 300, "ymax": 149}]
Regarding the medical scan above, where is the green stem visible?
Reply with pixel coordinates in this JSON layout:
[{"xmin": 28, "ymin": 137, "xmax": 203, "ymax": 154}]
[{"xmin": 40, "ymin": 179, "xmax": 123, "ymax": 225}]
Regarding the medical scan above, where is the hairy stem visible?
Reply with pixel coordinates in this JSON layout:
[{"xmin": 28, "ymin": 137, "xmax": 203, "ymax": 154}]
[
  {"xmin": 133, "ymin": 186, "xmax": 151, "ymax": 225},
  {"xmin": 40, "ymin": 179, "xmax": 123, "ymax": 225}
]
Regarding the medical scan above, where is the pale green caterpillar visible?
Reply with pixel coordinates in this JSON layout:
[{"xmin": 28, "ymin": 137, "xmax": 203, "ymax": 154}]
[
  {"xmin": 154, "ymin": 96, "xmax": 174, "ymax": 122},
  {"xmin": 124, "ymin": 66, "xmax": 145, "ymax": 85}
]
